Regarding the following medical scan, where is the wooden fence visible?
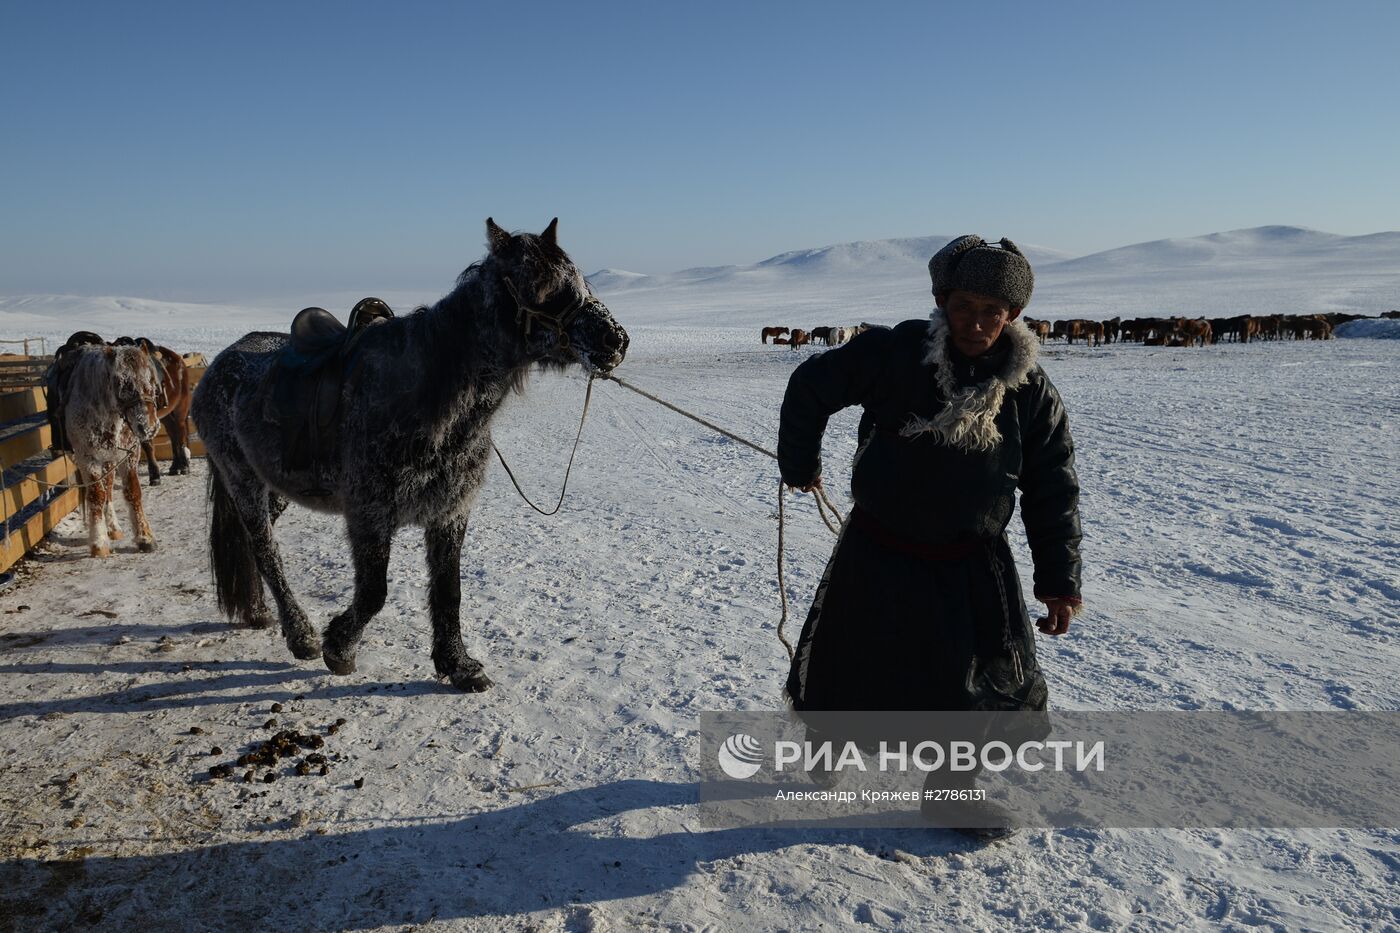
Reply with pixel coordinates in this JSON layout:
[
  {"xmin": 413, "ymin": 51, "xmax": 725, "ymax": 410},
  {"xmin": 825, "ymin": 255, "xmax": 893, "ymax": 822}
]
[
  {"xmin": 0, "ymin": 355, "xmax": 54, "ymax": 390},
  {"xmin": 0, "ymin": 356, "xmax": 207, "ymax": 574}
]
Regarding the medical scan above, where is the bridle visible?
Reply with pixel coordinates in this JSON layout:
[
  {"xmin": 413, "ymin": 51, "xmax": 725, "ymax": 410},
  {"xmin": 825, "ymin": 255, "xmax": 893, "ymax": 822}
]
[
  {"xmin": 492, "ymin": 274, "xmax": 600, "ymax": 516},
  {"xmin": 500, "ymin": 275, "xmax": 593, "ymax": 353}
]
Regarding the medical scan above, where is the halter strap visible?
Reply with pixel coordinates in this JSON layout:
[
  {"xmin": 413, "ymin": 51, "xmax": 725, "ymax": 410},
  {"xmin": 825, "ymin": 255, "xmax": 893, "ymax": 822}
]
[{"xmin": 501, "ymin": 275, "xmax": 590, "ymax": 351}]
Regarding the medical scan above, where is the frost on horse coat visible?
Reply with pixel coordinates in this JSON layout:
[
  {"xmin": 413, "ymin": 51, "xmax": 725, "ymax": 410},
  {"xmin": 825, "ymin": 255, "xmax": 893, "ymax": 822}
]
[
  {"xmin": 61, "ymin": 345, "xmax": 161, "ymax": 557},
  {"xmin": 191, "ymin": 219, "xmax": 629, "ymax": 691}
]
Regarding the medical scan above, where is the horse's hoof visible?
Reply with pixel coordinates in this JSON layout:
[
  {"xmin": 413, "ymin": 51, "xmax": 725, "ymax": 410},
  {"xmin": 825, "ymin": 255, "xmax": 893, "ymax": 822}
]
[
  {"xmin": 108, "ymin": 529, "xmax": 125, "ymax": 540},
  {"xmin": 450, "ymin": 670, "xmax": 494, "ymax": 693},
  {"xmin": 439, "ymin": 661, "xmax": 493, "ymax": 693},
  {"xmin": 324, "ymin": 652, "xmax": 355, "ymax": 675},
  {"xmin": 137, "ymin": 538, "xmax": 157, "ymax": 553},
  {"xmin": 322, "ymin": 638, "xmax": 354, "ymax": 672},
  {"xmin": 289, "ymin": 633, "xmax": 323, "ymax": 662},
  {"xmin": 453, "ymin": 669, "xmax": 498, "ymax": 689},
  {"xmin": 90, "ymin": 545, "xmax": 112, "ymax": 558},
  {"xmin": 149, "ymin": 476, "xmax": 162, "ymax": 486}
]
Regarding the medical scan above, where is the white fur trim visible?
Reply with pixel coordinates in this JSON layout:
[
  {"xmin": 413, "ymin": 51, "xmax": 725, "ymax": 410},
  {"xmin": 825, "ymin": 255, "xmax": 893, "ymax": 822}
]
[{"xmin": 899, "ymin": 309, "xmax": 1039, "ymax": 451}]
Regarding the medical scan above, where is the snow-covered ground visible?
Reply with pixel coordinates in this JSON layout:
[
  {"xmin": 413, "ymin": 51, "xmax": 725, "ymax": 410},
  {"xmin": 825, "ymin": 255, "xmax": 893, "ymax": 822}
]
[{"xmin": 2, "ymin": 232, "xmax": 1399, "ymax": 930}]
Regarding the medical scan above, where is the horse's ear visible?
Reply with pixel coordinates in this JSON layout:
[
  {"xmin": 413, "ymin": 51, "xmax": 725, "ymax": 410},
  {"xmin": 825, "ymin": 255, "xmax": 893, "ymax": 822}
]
[
  {"xmin": 486, "ymin": 217, "xmax": 512, "ymax": 254},
  {"xmin": 541, "ymin": 217, "xmax": 559, "ymax": 246}
]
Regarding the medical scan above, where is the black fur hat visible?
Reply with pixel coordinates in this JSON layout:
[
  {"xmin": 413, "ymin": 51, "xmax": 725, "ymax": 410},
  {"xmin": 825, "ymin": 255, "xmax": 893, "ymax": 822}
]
[{"xmin": 928, "ymin": 235, "xmax": 1035, "ymax": 309}]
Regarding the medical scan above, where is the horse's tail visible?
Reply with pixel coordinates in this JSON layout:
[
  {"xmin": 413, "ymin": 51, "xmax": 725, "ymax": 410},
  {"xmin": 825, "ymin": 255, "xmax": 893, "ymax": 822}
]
[{"xmin": 208, "ymin": 464, "xmax": 263, "ymax": 625}]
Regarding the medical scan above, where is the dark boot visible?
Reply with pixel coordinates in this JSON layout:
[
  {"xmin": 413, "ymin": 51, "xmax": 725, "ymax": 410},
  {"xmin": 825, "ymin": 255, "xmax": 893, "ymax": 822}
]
[{"xmin": 920, "ymin": 763, "xmax": 1018, "ymax": 841}]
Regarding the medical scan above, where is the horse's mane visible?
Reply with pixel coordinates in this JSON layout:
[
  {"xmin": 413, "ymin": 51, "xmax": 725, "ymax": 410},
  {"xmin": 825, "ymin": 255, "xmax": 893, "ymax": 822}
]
[
  {"xmin": 67, "ymin": 346, "xmax": 117, "ymax": 409},
  {"xmin": 396, "ymin": 237, "xmax": 580, "ymax": 434},
  {"xmin": 68, "ymin": 345, "xmax": 153, "ymax": 409},
  {"xmin": 394, "ymin": 260, "xmax": 522, "ymax": 435}
]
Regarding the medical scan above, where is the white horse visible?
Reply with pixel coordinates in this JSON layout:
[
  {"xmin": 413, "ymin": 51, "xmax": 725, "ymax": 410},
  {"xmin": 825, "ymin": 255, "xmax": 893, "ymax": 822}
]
[{"xmin": 61, "ymin": 345, "xmax": 161, "ymax": 556}]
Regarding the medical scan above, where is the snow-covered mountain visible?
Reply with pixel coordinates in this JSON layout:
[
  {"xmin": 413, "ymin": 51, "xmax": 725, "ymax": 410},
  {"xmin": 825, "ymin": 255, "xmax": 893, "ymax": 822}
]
[
  {"xmin": 1051, "ymin": 226, "xmax": 1400, "ymax": 272},
  {"xmin": 586, "ymin": 236, "xmax": 1069, "ymax": 296},
  {"xmin": 583, "ymin": 226, "xmax": 1400, "ymax": 328},
  {"xmin": 1030, "ymin": 226, "xmax": 1400, "ymax": 319}
]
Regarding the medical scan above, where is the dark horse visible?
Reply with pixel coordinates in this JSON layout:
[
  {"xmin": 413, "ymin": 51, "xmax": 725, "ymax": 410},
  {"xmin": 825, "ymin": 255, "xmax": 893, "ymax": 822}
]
[{"xmin": 191, "ymin": 219, "xmax": 629, "ymax": 691}]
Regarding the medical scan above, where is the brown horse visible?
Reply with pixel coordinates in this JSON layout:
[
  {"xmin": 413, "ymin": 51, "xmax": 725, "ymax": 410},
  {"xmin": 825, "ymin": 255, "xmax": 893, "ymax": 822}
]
[
  {"xmin": 761, "ymin": 326, "xmax": 790, "ymax": 344},
  {"xmin": 1291, "ymin": 316, "xmax": 1332, "ymax": 340},
  {"xmin": 788, "ymin": 329, "xmax": 810, "ymax": 348},
  {"xmin": 114, "ymin": 337, "xmax": 194, "ymax": 483},
  {"xmin": 1174, "ymin": 318, "xmax": 1212, "ymax": 347},
  {"xmin": 1053, "ymin": 319, "xmax": 1101, "ymax": 346},
  {"xmin": 1022, "ymin": 318, "xmax": 1051, "ymax": 344}
]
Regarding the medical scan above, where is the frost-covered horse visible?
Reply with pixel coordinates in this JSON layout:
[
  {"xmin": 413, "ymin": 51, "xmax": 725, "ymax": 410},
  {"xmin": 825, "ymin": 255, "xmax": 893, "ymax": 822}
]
[
  {"xmin": 113, "ymin": 337, "xmax": 195, "ymax": 484},
  {"xmin": 191, "ymin": 218, "xmax": 629, "ymax": 691},
  {"xmin": 61, "ymin": 345, "xmax": 162, "ymax": 556}
]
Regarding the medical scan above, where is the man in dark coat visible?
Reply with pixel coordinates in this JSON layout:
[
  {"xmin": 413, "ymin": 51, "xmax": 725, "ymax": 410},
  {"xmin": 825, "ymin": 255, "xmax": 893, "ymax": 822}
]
[{"xmin": 777, "ymin": 235, "xmax": 1082, "ymax": 828}]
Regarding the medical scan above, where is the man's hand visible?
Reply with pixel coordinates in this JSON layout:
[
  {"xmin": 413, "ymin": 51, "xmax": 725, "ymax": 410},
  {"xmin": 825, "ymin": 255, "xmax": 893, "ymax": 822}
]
[
  {"xmin": 788, "ymin": 475, "xmax": 823, "ymax": 493},
  {"xmin": 1036, "ymin": 597, "xmax": 1079, "ymax": 636}
]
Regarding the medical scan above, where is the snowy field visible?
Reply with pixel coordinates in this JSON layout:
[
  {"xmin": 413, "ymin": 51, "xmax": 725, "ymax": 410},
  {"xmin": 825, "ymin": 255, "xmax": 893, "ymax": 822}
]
[{"xmin": 2, "ymin": 230, "xmax": 1399, "ymax": 930}]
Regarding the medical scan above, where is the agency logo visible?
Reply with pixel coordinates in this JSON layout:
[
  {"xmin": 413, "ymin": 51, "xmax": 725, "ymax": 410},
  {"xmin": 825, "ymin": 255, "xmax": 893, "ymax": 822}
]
[{"xmin": 717, "ymin": 733, "xmax": 764, "ymax": 779}]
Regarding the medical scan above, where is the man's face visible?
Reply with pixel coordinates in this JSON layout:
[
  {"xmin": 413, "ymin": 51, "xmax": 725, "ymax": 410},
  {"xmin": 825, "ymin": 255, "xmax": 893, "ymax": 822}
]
[{"xmin": 941, "ymin": 289, "xmax": 1021, "ymax": 357}]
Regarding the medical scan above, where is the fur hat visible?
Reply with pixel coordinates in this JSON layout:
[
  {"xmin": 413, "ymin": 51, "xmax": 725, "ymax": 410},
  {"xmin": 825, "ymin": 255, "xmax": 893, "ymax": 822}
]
[{"xmin": 928, "ymin": 235, "xmax": 1035, "ymax": 310}]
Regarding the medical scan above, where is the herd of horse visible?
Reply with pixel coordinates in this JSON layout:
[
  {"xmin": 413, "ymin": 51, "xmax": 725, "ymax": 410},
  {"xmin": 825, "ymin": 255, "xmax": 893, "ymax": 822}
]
[
  {"xmin": 760, "ymin": 323, "xmax": 874, "ymax": 347},
  {"xmin": 766, "ymin": 311, "xmax": 1377, "ymax": 354},
  {"xmin": 1021, "ymin": 311, "xmax": 1374, "ymax": 348},
  {"xmin": 45, "ymin": 333, "xmax": 196, "ymax": 557}
]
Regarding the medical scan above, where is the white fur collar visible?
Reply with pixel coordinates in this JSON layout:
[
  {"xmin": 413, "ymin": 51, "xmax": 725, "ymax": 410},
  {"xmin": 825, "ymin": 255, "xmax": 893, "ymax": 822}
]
[{"xmin": 899, "ymin": 309, "xmax": 1039, "ymax": 451}]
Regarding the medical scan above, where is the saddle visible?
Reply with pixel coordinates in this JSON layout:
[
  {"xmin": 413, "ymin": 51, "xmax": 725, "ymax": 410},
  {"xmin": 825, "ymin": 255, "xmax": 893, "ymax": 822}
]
[{"xmin": 265, "ymin": 297, "xmax": 394, "ymax": 495}]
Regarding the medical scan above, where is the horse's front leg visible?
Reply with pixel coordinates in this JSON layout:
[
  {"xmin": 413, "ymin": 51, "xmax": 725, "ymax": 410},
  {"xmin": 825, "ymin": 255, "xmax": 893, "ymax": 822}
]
[
  {"xmin": 83, "ymin": 466, "xmax": 113, "ymax": 558},
  {"xmin": 101, "ymin": 469, "xmax": 123, "ymax": 543},
  {"xmin": 120, "ymin": 456, "xmax": 156, "ymax": 552},
  {"xmin": 425, "ymin": 517, "xmax": 493, "ymax": 692},
  {"xmin": 322, "ymin": 517, "xmax": 393, "ymax": 676}
]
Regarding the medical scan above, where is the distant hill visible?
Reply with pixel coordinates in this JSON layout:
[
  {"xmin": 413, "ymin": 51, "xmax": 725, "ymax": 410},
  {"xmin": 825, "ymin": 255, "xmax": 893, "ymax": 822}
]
[
  {"xmin": 587, "ymin": 236, "xmax": 1070, "ymax": 294},
  {"xmin": 587, "ymin": 226, "xmax": 1400, "ymax": 326}
]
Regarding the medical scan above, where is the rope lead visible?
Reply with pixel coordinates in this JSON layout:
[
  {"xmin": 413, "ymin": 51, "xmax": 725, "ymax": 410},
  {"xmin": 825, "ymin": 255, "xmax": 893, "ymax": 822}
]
[
  {"xmin": 598, "ymin": 372, "xmax": 843, "ymax": 663},
  {"xmin": 493, "ymin": 374, "xmax": 596, "ymax": 516}
]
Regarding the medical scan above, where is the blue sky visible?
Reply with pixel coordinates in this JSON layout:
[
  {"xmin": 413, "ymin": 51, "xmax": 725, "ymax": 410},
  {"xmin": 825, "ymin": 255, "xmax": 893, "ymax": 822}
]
[{"xmin": 3, "ymin": 0, "xmax": 1398, "ymax": 299}]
